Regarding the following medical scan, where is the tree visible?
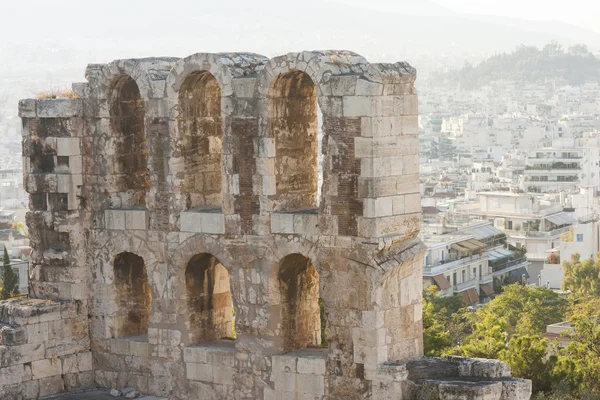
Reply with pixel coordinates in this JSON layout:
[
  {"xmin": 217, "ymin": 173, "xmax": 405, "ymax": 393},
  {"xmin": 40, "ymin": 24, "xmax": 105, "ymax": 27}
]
[
  {"xmin": 500, "ymin": 335, "xmax": 557, "ymax": 393},
  {"xmin": 562, "ymin": 253, "xmax": 600, "ymax": 297},
  {"xmin": 553, "ymin": 307, "xmax": 600, "ymax": 394},
  {"xmin": 456, "ymin": 322, "xmax": 505, "ymax": 359},
  {"xmin": 422, "ymin": 286, "xmax": 466, "ymax": 356},
  {"xmin": 479, "ymin": 284, "xmax": 567, "ymax": 337},
  {"xmin": 0, "ymin": 246, "xmax": 19, "ymax": 300}
]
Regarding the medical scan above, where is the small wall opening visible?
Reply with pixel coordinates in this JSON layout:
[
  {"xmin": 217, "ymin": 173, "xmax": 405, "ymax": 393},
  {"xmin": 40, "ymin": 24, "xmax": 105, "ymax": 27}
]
[
  {"xmin": 178, "ymin": 71, "xmax": 223, "ymax": 210},
  {"xmin": 109, "ymin": 75, "xmax": 149, "ymax": 208},
  {"xmin": 278, "ymin": 254, "xmax": 323, "ymax": 352},
  {"xmin": 270, "ymin": 71, "xmax": 319, "ymax": 212},
  {"xmin": 185, "ymin": 253, "xmax": 234, "ymax": 344},
  {"xmin": 113, "ymin": 252, "xmax": 151, "ymax": 338}
]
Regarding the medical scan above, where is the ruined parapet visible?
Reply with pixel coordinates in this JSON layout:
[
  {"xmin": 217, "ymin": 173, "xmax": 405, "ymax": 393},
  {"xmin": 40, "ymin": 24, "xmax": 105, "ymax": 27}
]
[
  {"xmin": 0, "ymin": 299, "xmax": 92, "ymax": 399},
  {"xmin": 19, "ymin": 97, "xmax": 87, "ymax": 301},
  {"xmin": 8, "ymin": 50, "xmax": 531, "ymax": 400}
]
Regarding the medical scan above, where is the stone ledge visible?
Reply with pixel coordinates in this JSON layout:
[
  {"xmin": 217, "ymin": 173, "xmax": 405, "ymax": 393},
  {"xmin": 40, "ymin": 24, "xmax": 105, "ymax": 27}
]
[
  {"xmin": 104, "ymin": 209, "xmax": 148, "ymax": 230},
  {"xmin": 271, "ymin": 211, "xmax": 320, "ymax": 235},
  {"xmin": 180, "ymin": 210, "xmax": 225, "ymax": 234}
]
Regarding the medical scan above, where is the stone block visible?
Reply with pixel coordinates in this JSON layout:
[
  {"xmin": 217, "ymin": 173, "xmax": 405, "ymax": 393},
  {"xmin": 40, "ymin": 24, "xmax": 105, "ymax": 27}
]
[
  {"xmin": 62, "ymin": 353, "xmax": 78, "ymax": 374},
  {"xmin": 38, "ymin": 375, "xmax": 65, "ymax": 397},
  {"xmin": 104, "ymin": 209, "xmax": 125, "ymax": 230},
  {"xmin": 257, "ymin": 138, "xmax": 276, "ymax": 158},
  {"xmin": 330, "ymin": 75, "xmax": 357, "ymax": 96},
  {"xmin": 262, "ymin": 175, "xmax": 276, "ymax": 196},
  {"xmin": 0, "ymin": 364, "xmax": 23, "ymax": 386},
  {"xmin": 271, "ymin": 213, "xmax": 294, "ymax": 234},
  {"xmin": 125, "ymin": 209, "xmax": 148, "ymax": 230},
  {"xmin": 21, "ymin": 379, "xmax": 40, "ymax": 400},
  {"xmin": 77, "ymin": 351, "xmax": 93, "ymax": 372},
  {"xmin": 343, "ymin": 96, "xmax": 372, "ymax": 117},
  {"xmin": 32, "ymin": 358, "xmax": 62, "ymax": 380},
  {"xmin": 212, "ymin": 366, "xmax": 235, "ymax": 385},
  {"xmin": 403, "ymin": 155, "xmax": 419, "ymax": 175},
  {"xmin": 26, "ymin": 322, "xmax": 49, "ymax": 343},
  {"xmin": 19, "ymin": 99, "xmax": 36, "ymax": 118},
  {"xmin": 272, "ymin": 355, "xmax": 297, "ymax": 374},
  {"xmin": 184, "ymin": 346, "xmax": 210, "ymax": 364},
  {"xmin": 297, "ymin": 373, "xmax": 325, "ymax": 395},
  {"xmin": 355, "ymin": 79, "xmax": 383, "ymax": 96},
  {"xmin": 129, "ymin": 341, "xmax": 150, "ymax": 358},
  {"xmin": 404, "ymin": 193, "xmax": 421, "ymax": 214},
  {"xmin": 273, "ymin": 371, "xmax": 296, "ymax": 392},
  {"xmin": 109, "ymin": 338, "xmax": 130, "ymax": 355},
  {"xmin": 180, "ymin": 211, "xmax": 203, "ymax": 233},
  {"xmin": 392, "ymin": 195, "xmax": 406, "ymax": 215},
  {"xmin": 362, "ymin": 310, "xmax": 385, "ymax": 329},
  {"xmin": 402, "ymin": 115, "xmax": 419, "ymax": 135},
  {"xmin": 296, "ymin": 357, "xmax": 326, "ymax": 375},
  {"xmin": 56, "ymin": 174, "xmax": 70, "ymax": 193},
  {"xmin": 56, "ymin": 137, "xmax": 80, "ymax": 156},
  {"xmin": 37, "ymin": 99, "xmax": 83, "ymax": 118},
  {"xmin": 293, "ymin": 214, "xmax": 319, "ymax": 235},
  {"xmin": 200, "ymin": 213, "xmax": 225, "ymax": 235},
  {"xmin": 363, "ymin": 197, "xmax": 393, "ymax": 218},
  {"xmin": 186, "ymin": 362, "xmax": 213, "ymax": 382},
  {"xmin": 0, "ymin": 324, "xmax": 27, "ymax": 345}
]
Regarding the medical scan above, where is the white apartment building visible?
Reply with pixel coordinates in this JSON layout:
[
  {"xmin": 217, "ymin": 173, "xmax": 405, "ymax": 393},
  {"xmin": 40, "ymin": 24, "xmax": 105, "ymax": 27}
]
[
  {"xmin": 453, "ymin": 191, "xmax": 574, "ymax": 283},
  {"xmin": 524, "ymin": 138, "xmax": 600, "ymax": 194},
  {"xmin": 422, "ymin": 222, "xmax": 526, "ymax": 305}
]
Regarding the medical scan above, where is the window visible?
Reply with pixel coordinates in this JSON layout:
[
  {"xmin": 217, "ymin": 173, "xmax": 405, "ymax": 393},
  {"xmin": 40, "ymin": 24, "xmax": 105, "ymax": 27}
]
[
  {"xmin": 113, "ymin": 252, "xmax": 151, "ymax": 338},
  {"xmin": 507, "ymin": 221, "xmax": 513, "ymax": 230},
  {"xmin": 178, "ymin": 71, "xmax": 223, "ymax": 210},
  {"xmin": 185, "ymin": 254, "xmax": 234, "ymax": 344},
  {"xmin": 473, "ymin": 267, "xmax": 477, "ymax": 279},
  {"xmin": 577, "ymin": 234, "xmax": 584, "ymax": 242},
  {"xmin": 462, "ymin": 270, "xmax": 466, "ymax": 282}
]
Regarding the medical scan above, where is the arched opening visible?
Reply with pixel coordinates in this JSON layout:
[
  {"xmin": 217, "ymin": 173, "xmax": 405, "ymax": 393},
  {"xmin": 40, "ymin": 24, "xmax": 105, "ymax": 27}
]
[
  {"xmin": 109, "ymin": 75, "xmax": 149, "ymax": 208},
  {"xmin": 278, "ymin": 254, "xmax": 323, "ymax": 352},
  {"xmin": 270, "ymin": 71, "xmax": 320, "ymax": 212},
  {"xmin": 178, "ymin": 71, "xmax": 223, "ymax": 211},
  {"xmin": 113, "ymin": 252, "xmax": 151, "ymax": 338},
  {"xmin": 185, "ymin": 253, "xmax": 234, "ymax": 344}
]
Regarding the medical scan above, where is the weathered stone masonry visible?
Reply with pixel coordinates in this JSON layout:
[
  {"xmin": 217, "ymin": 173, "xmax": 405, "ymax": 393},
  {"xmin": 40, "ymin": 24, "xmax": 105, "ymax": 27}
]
[{"xmin": 0, "ymin": 51, "xmax": 532, "ymax": 400}]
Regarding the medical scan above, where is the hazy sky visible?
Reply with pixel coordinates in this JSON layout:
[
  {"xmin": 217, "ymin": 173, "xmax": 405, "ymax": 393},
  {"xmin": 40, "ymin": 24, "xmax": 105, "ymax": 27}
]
[{"xmin": 435, "ymin": 0, "xmax": 600, "ymax": 33}]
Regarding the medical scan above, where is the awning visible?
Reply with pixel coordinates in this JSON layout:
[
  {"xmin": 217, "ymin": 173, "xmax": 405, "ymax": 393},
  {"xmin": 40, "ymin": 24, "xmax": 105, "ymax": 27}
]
[
  {"xmin": 451, "ymin": 243, "xmax": 471, "ymax": 253},
  {"xmin": 510, "ymin": 267, "xmax": 530, "ymax": 279},
  {"xmin": 546, "ymin": 213, "xmax": 575, "ymax": 226},
  {"xmin": 459, "ymin": 288, "xmax": 480, "ymax": 305},
  {"xmin": 480, "ymin": 283, "xmax": 495, "ymax": 296},
  {"xmin": 433, "ymin": 274, "xmax": 451, "ymax": 290},
  {"xmin": 451, "ymin": 239, "xmax": 487, "ymax": 253},
  {"xmin": 459, "ymin": 224, "xmax": 504, "ymax": 241},
  {"xmin": 488, "ymin": 248, "xmax": 513, "ymax": 262}
]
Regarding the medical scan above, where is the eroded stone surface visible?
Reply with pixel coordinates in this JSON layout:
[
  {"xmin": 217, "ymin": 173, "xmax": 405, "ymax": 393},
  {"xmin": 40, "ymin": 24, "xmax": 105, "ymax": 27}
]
[{"xmin": 1, "ymin": 50, "xmax": 530, "ymax": 400}]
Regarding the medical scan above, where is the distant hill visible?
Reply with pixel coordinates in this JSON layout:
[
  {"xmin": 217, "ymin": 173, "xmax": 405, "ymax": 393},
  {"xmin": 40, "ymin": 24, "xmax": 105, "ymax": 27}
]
[{"xmin": 432, "ymin": 43, "xmax": 600, "ymax": 89}]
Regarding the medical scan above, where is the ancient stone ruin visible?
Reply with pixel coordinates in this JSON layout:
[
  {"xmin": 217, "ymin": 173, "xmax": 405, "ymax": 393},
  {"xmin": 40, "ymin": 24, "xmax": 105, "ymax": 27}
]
[{"xmin": 0, "ymin": 51, "xmax": 532, "ymax": 399}]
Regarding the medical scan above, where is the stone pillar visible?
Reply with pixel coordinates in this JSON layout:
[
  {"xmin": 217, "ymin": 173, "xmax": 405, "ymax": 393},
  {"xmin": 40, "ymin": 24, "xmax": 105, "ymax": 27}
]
[{"xmin": 20, "ymin": 98, "xmax": 89, "ymax": 302}]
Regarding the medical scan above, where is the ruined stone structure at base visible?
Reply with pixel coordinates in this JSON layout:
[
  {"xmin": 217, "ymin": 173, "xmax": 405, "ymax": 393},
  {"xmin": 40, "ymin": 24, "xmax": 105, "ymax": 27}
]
[{"xmin": 0, "ymin": 51, "xmax": 532, "ymax": 399}]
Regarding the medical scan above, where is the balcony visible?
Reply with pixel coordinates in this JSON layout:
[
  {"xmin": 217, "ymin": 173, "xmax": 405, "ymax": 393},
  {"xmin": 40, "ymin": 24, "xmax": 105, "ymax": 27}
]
[
  {"xmin": 528, "ymin": 153, "xmax": 582, "ymax": 160},
  {"xmin": 492, "ymin": 258, "xmax": 529, "ymax": 274},
  {"xmin": 424, "ymin": 253, "xmax": 484, "ymax": 272},
  {"xmin": 454, "ymin": 277, "xmax": 479, "ymax": 292},
  {"xmin": 504, "ymin": 226, "xmax": 570, "ymax": 238},
  {"xmin": 525, "ymin": 163, "xmax": 581, "ymax": 171}
]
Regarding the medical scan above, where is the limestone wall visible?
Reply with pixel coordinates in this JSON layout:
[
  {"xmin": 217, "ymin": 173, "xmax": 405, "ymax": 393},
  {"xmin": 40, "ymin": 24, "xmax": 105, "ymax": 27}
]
[
  {"xmin": 3, "ymin": 50, "xmax": 532, "ymax": 400},
  {"xmin": 0, "ymin": 299, "xmax": 92, "ymax": 399}
]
